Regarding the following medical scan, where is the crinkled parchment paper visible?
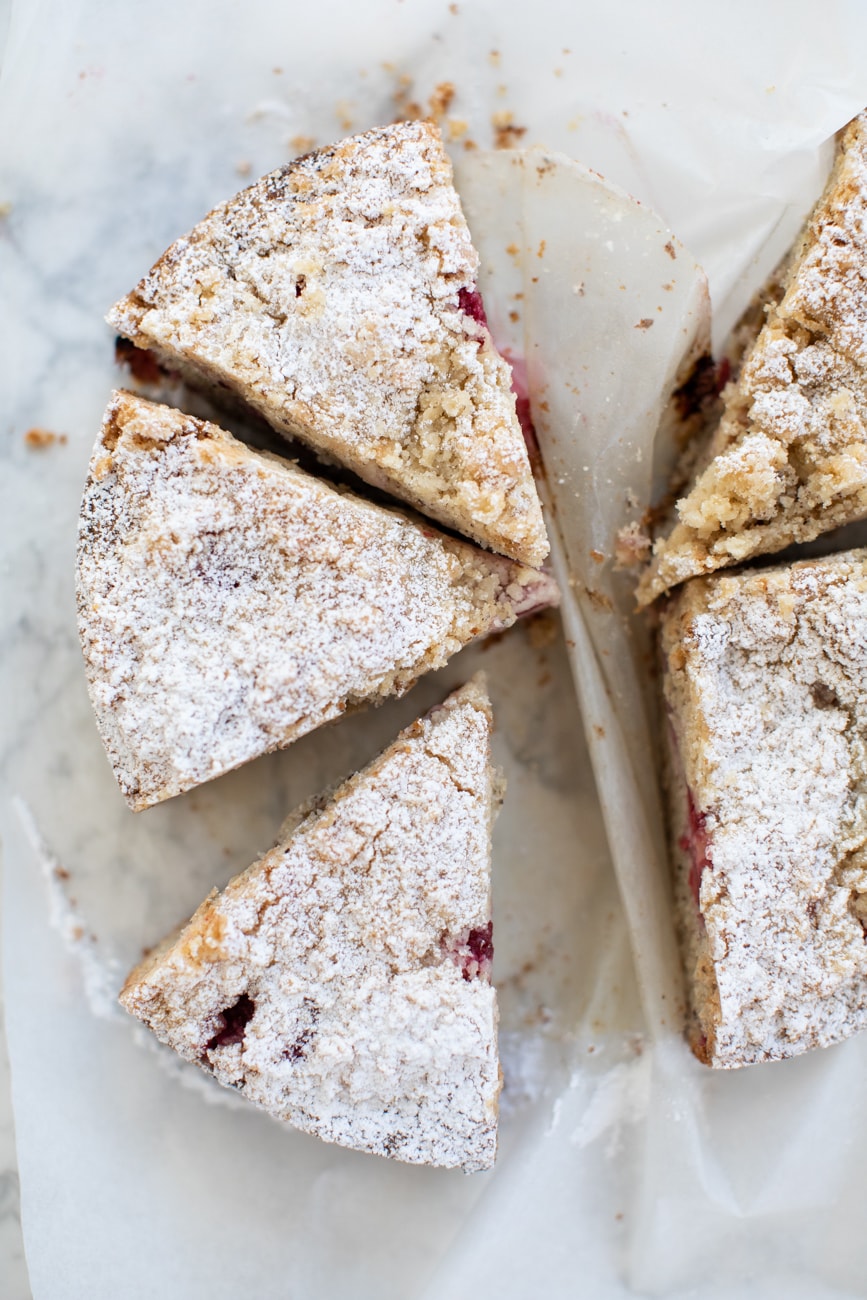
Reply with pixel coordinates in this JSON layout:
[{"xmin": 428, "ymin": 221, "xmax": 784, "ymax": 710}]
[{"xmin": 2, "ymin": 1, "xmax": 867, "ymax": 1296}]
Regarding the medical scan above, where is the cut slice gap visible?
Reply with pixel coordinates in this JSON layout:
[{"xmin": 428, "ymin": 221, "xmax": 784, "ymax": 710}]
[
  {"xmin": 455, "ymin": 145, "xmax": 709, "ymax": 1034},
  {"xmin": 112, "ymin": 338, "xmax": 539, "ymax": 553}
]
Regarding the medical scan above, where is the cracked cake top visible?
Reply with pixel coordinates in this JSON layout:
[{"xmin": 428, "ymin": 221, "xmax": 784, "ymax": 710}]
[
  {"xmin": 108, "ymin": 120, "xmax": 548, "ymax": 567},
  {"xmin": 120, "ymin": 676, "xmax": 501, "ymax": 1172}
]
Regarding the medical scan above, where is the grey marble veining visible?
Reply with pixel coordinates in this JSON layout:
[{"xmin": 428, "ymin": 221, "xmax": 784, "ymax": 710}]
[
  {"xmin": 0, "ymin": 997, "xmax": 32, "ymax": 1299},
  {"xmin": 1, "ymin": 0, "xmax": 32, "ymax": 1284}
]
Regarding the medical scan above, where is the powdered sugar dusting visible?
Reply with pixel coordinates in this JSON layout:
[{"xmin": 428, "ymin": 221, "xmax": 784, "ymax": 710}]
[
  {"xmin": 76, "ymin": 392, "xmax": 554, "ymax": 809},
  {"xmin": 108, "ymin": 120, "xmax": 548, "ymax": 566},
  {"xmin": 662, "ymin": 550, "xmax": 867, "ymax": 1066},
  {"xmin": 119, "ymin": 678, "xmax": 501, "ymax": 1173},
  {"xmin": 641, "ymin": 112, "xmax": 867, "ymax": 602}
]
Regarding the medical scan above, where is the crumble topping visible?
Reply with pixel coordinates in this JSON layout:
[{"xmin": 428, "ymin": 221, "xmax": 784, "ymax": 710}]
[
  {"xmin": 661, "ymin": 550, "xmax": 867, "ymax": 1066},
  {"xmin": 76, "ymin": 392, "xmax": 556, "ymax": 810},
  {"xmin": 640, "ymin": 113, "xmax": 867, "ymax": 604},
  {"xmin": 120, "ymin": 678, "xmax": 501, "ymax": 1173},
  {"xmin": 108, "ymin": 120, "xmax": 548, "ymax": 567}
]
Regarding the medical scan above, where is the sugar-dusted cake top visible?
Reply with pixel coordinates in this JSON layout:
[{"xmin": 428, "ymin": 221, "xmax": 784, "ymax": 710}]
[
  {"xmin": 662, "ymin": 549, "xmax": 867, "ymax": 1066},
  {"xmin": 120, "ymin": 676, "xmax": 501, "ymax": 1172},
  {"xmin": 640, "ymin": 112, "xmax": 867, "ymax": 604},
  {"xmin": 76, "ymin": 391, "xmax": 556, "ymax": 809},
  {"xmin": 108, "ymin": 120, "xmax": 548, "ymax": 567}
]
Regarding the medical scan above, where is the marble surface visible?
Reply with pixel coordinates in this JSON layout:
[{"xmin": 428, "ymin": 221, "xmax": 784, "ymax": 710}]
[
  {"xmin": 1, "ymin": 0, "xmax": 32, "ymax": 1284},
  {"xmin": 0, "ymin": 1001, "xmax": 30, "ymax": 1299}
]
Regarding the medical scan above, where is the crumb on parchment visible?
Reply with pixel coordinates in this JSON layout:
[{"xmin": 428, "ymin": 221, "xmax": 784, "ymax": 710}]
[{"xmin": 24, "ymin": 428, "xmax": 67, "ymax": 449}]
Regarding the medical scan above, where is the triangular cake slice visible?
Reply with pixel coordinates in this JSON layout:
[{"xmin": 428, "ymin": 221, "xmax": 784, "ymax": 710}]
[
  {"xmin": 661, "ymin": 550, "xmax": 867, "ymax": 1066},
  {"xmin": 639, "ymin": 112, "xmax": 867, "ymax": 605},
  {"xmin": 120, "ymin": 677, "xmax": 501, "ymax": 1172},
  {"xmin": 107, "ymin": 120, "xmax": 548, "ymax": 568},
  {"xmin": 77, "ymin": 392, "xmax": 556, "ymax": 810}
]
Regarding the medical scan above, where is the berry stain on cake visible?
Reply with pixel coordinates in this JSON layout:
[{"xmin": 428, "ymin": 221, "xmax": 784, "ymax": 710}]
[
  {"xmin": 457, "ymin": 285, "xmax": 489, "ymax": 332},
  {"xmin": 204, "ymin": 994, "xmax": 256, "ymax": 1053},
  {"xmin": 444, "ymin": 920, "xmax": 494, "ymax": 981},
  {"xmin": 678, "ymin": 791, "xmax": 712, "ymax": 914}
]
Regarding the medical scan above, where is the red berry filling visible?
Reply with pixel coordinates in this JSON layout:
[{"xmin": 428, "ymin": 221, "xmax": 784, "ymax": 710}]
[
  {"xmin": 114, "ymin": 338, "xmax": 165, "ymax": 385},
  {"xmin": 205, "ymin": 993, "xmax": 255, "ymax": 1052},
  {"xmin": 672, "ymin": 354, "xmax": 730, "ymax": 421},
  {"xmin": 504, "ymin": 355, "xmax": 539, "ymax": 457},
  {"xmin": 678, "ymin": 791, "xmax": 712, "ymax": 913},
  {"xmin": 458, "ymin": 286, "xmax": 489, "ymax": 331},
  {"xmin": 444, "ymin": 921, "xmax": 494, "ymax": 981},
  {"xmin": 282, "ymin": 1028, "xmax": 314, "ymax": 1062}
]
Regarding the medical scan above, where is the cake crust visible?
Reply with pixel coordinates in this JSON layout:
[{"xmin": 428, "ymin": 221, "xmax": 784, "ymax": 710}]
[
  {"xmin": 76, "ymin": 392, "xmax": 556, "ymax": 809},
  {"xmin": 108, "ymin": 120, "xmax": 548, "ymax": 567},
  {"xmin": 661, "ymin": 550, "xmax": 867, "ymax": 1067},
  {"xmin": 120, "ymin": 677, "xmax": 501, "ymax": 1173},
  {"xmin": 640, "ymin": 113, "xmax": 867, "ymax": 604}
]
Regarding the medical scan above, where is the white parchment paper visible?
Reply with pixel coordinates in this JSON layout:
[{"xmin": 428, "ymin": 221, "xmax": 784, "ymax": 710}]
[{"xmin": 3, "ymin": 1, "xmax": 867, "ymax": 1296}]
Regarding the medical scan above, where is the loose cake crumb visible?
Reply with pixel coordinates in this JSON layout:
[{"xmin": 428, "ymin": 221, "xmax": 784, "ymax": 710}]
[
  {"xmin": 614, "ymin": 522, "xmax": 651, "ymax": 568},
  {"xmin": 492, "ymin": 111, "xmax": 527, "ymax": 150},
  {"xmin": 428, "ymin": 82, "xmax": 456, "ymax": 121},
  {"xmin": 24, "ymin": 428, "xmax": 67, "ymax": 448}
]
